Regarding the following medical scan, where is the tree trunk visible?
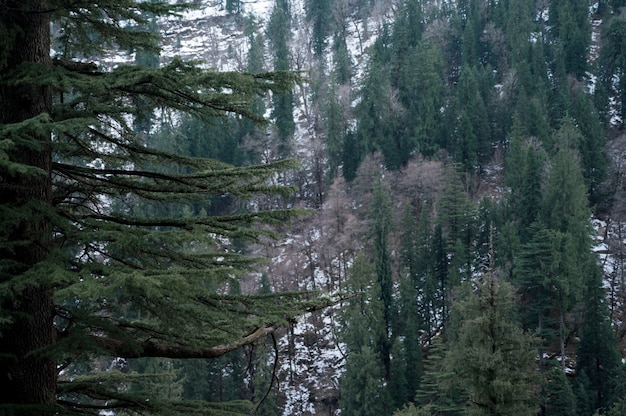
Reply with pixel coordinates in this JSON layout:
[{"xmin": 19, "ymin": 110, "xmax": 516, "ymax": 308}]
[{"xmin": 0, "ymin": 1, "xmax": 56, "ymax": 410}]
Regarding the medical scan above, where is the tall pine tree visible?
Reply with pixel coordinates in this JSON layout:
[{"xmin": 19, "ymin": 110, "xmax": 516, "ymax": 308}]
[{"xmin": 0, "ymin": 1, "xmax": 318, "ymax": 414}]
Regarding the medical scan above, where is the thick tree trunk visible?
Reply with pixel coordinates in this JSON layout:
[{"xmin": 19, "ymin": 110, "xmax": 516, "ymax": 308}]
[{"xmin": 0, "ymin": 1, "xmax": 56, "ymax": 410}]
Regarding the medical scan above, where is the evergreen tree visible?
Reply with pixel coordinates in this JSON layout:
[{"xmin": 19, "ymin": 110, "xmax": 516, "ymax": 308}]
[
  {"xmin": 397, "ymin": 42, "xmax": 446, "ymax": 157},
  {"xmin": 306, "ymin": 0, "xmax": 332, "ymax": 56},
  {"xmin": 0, "ymin": 1, "xmax": 317, "ymax": 413},
  {"xmin": 371, "ymin": 178, "xmax": 395, "ymax": 378},
  {"xmin": 550, "ymin": 0, "xmax": 590, "ymax": 78},
  {"xmin": 436, "ymin": 168, "xmax": 476, "ymax": 285},
  {"xmin": 127, "ymin": 357, "xmax": 184, "ymax": 402},
  {"xmin": 504, "ymin": 137, "xmax": 546, "ymax": 243},
  {"xmin": 251, "ymin": 341, "xmax": 279, "ymax": 416},
  {"xmin": 346, "ymin": 56, "xmax": 390, "ymax": 179},
  {"xmin": 514, "ymin": 126, "xmax": 596, "ymax": 376},
  {"xmin": 569, "ymin": 90, "xmax": 607, "ymax": 205},
  {"xmin": 598, "ymin": 15, "xmax": 626, "ymax": 125},
  {"xmin": 414, "ymin": 336, "xmax": 465, "ymax": 415},
  {"xmin": 394, "ymin": 403, "xmax": 435, "ymax": 416},
  {"xmin": 340, "ymin": 345, "xmax": 392, "ymax": 416},
  {"xmin": 397, "ymin": 222, "xmax": 424, "ymax": 405},
  {"xmin": 332, "ymin": 32, "xmax": 353, "ymax": 85},
  {"xmin": 267, "ymin": 0, "xmax": 295, "ymax": 157},
  {"xmin": 575, "ymin": 268, "xmax": 622, "ymax": 414},
  {"xmin": 400, "ymin": 202, "xmax": 439, "ymax": 340},
  {"xmin": 340, "ymin": 254, "xmax": 386, "ymax": 355},
  {"xmin": 544, "ymin": 366, "xmax": 576, "ymax": 416},
  {"xmin": 443, "ymin": 276, "xmax": 539, "ymax": 416},
  {"xmin": 225, "ymin": 0, "xmax": 242, "ymax": 14},
  {"xmin": 340, "ymin": 254, "xmax": 391, "ymax": 415},
  {"xmin": 389, "ymin": 337, "xmax": 411, "ymax": 410}
]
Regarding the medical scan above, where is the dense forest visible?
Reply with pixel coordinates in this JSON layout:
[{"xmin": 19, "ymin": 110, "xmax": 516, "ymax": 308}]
[{"xmin": 3, "ymin": 0, "xmax": 626, "ymax": 415}]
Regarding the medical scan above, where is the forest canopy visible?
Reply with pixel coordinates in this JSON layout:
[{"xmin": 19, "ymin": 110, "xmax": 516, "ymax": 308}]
[{"xmin": 4, "ymin": 0, "xmax": 626, "ymax": 415}]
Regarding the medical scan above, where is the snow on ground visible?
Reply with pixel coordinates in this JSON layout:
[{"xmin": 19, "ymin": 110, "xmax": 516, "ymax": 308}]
[{"xmin": 97, "ymin": 1, "xmax": 383, "ymax": 413}]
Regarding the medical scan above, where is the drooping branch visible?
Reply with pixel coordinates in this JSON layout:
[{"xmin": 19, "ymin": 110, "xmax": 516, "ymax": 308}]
[
  {"xmin": 52, "ymin": 58, "xmax": 99, "ymax": 74},
  {"xmin": 93, "ymin": 325, "xmax": 277, "ymax": 359}
]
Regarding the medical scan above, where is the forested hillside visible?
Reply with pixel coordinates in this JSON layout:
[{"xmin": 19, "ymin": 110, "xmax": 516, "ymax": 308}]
[{"xmin": 3, "ymin": 0, "xmax": 626, "ymax": 415}]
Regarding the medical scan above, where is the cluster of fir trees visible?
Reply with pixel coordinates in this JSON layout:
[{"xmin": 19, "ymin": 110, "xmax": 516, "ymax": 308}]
[
  {"xmin": 330, "ymin": 2, "xmax": 626, "ymax": 413},
  {"xmin": 324, "ymin": 0, "xmax": 613, "ymax": 202},
  {"xmin": 338, "ymin": 124, "xmax": 626, "ymax": 415}
]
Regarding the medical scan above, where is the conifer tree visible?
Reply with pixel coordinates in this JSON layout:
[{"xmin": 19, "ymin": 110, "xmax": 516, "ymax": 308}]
[
  {"xmin": 414, "ymin": 336, "xmax": 465, "ymax": 415},
  {"xmin": 339, "ymin": 254, "xmax": 391, "ymax": 415},
  {"xmin": 306, "ymin": 0, "xmax": 332, "ymax": 56},
  {"xmin": 575, "ymin": 268, "xmax": 622, "ymax": 414},
  {"xmin": 436, "ymin": 168, "xmax": 476, "ymax": 286},
  {"xmin": 340, "ymin": 345, "xmax": 392, "ymax": 416},
  {"xmin": 443, "ymin": 276, "xmax": 539, "ymax": 416},
  {"xmin": 599, "ymin": 15, "xmax": 626, "ymax": 124},
  {"xmin": 267, "ymin": 0, "xmax": 295, "ymax": 157},
  {"xmin": 550, "ymin": 0, "xmax": 590, "ymax": 78},
  {"xmin": 544, "ymin": 366, "xmax": 576, "ymax": 416},
  {"xmin": 371, "ymin": 178, "xmax": 395, "ymax": 378},
  {"xmin": 0, "ymin": 1, "xmax": 319, "ymax": 413}
]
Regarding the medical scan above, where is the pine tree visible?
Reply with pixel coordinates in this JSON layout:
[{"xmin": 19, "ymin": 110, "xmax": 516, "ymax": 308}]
[
  {"xmin": 371, "ymin": 178, "xmax": 395, "ymax": 378},
  {"xmin": 0, "ymin": 1, "xmax": 319, "ymax": 413},
  {"xmin": 599, "ymin": 15, "xmax": 626, "ymax": 125},
  {"xmin": 396, "ymin": 229, "xmax": 424, "ymax": 406},
  {"xmin": 389, "ymin": 337, "xmax": 411, "ymax": 410},
  {"xmin": 339, "ymin": 254, "xmax": 391, "ymax": 415},
  {"xmin": 443, "ymin": 276, "xmax": 539, "ymax": 416},
  {"xmin": 397, "ymin": 42, "xmax": 446, "ymax": 157},
  {"xmin": 504, "ymin": 137, "xmax": 546, "ymax": 243},
  {"xmin": 414, "ymin": 336, "xmax": 465, "ymax": 415},
  {"xmin": 550, "ymin": 0, "xmax": 590, "ymax": 78},
  {"xmin": 436, "ymin": 168, "xmax": 476, "ymax": 285},
  {"xmin": 340, "ymin": 345, "xmax": 392, "ymax": 416},
  {"xmin": 569, "ymin": 91, "xmax": 607, "ymax": 205},
  {"xmin": 306, "ymin": 0, "xmax": 332, "ymax": 56},
  {"xmin": 575, "ymin": 268, "xmax": 622, "ymax": 414},
  {"xmin": 267, "ymin": 0, "xmax": 295, "ymax": 157},
  {"xmin": 544, "ymin": 366, "xmax": 576, "ymax": 416}
]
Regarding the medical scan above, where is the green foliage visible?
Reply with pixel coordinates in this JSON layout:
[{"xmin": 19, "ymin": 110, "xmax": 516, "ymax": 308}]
[
  {"xmin": 543, "ymin": 366, "xmax": 576, "ymax": 416},
  {"xmin": 599, "ymin": 15, "xmax": 626, "ymax": 125},
  {"xmin": 306, "ymin": 0, "xmax": 332, "ymax": 56},
  {"xmin": 575, "ymin": 268, "xmax": 622, "ymax": 414},
  {"xmin": 371, "ymin": 178, "xmax": 395, "ymax": 373},
  {"xmin": 443, "ymin": 277, "xmax": 539, "ymax": 416},
  {"xmin": 340, "ymin": 345, "xmax": 392, "ymax": 416},
  {"xmin": 340, "ymin": 254, "xmax": 386, "ymax": 352},
  {"xmin": 394, "ymin": 403, "xmax": 434, "ymax": 416},
  {"xmin": 549, "ymin": 0, "xmax": 591, "ymax": 78},
  {"xmin": 414, "ymin": 336, "xmax": 465, "ymax": 415},
  {"xmin": 267, "ymin": 0, "xmax": 295, "ymax": 156},
  {"xmin": 0, "ymin": 1, "xmax": 321, "ymax": 414}
]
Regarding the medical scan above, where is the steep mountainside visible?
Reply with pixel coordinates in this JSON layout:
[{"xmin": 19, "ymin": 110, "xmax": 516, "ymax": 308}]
[{"xmin": 99, "ymin": 1, "xmax": 626, "ymax": 414}]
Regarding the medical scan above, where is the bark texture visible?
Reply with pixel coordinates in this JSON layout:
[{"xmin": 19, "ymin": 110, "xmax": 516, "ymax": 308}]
[{"xmin": 0, "ymin": 0, "xmax": 56, "ymax": 409}]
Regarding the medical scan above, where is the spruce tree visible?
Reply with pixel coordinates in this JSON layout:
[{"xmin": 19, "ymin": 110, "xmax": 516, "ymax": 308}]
[
  {"xmin": 414, "ymin": 336, "xmax": 465, "ymax": 415},
  {"xmin": 371, "ymin": 178, "xmax": 395, "ymax": 379},
  {"xmin": 544, "ymin": 366, "xmax": 576, "ymax": 416},
  {"xmin": 0, "ymin": 1, "xmax": 318, "ymax": 414},
  {"xmin": 575, "ymin": 268, "xmax": 622, "ymax": 414},
  {"xmin": 339, "ymin": 254, "xmax": 391, "ymax": 415},
  {"xmin": 340, "ymin": 345, "xmax": 392, "ymax": 416},
  {"xmin": 443, "ymin": 276, "xmax": 539, "ymax": 416},
  {"xmin": 267, "ymin": 0, "xmax": 295, "ymax": 157}
]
